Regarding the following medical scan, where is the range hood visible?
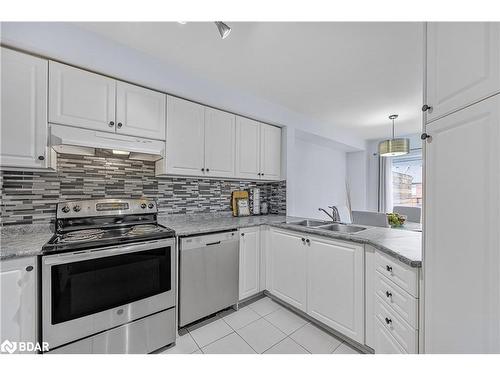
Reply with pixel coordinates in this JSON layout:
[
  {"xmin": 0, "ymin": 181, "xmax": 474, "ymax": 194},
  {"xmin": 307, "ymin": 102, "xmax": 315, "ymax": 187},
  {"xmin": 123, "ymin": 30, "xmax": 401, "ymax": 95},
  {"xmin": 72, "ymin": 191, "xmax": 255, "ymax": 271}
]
[{"xmin": 50, "ymin": 124, "xmax": 165, "ymax": 162}]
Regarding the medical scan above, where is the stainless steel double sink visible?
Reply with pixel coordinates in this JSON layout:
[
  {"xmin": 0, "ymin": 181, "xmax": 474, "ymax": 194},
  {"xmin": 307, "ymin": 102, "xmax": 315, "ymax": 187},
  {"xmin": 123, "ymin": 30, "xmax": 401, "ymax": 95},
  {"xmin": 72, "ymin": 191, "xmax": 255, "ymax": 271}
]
[{"xmin": 286, "ymin": 219, "xmax": 367, "ymax": 234}]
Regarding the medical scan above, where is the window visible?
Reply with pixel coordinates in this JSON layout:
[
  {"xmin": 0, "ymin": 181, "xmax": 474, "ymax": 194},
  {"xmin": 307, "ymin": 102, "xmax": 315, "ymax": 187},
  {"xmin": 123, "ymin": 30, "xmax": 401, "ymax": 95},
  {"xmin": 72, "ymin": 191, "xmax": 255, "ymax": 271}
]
[{"xmin": 392, "ymin": 148, "xmax": 422, "ymax": 207}]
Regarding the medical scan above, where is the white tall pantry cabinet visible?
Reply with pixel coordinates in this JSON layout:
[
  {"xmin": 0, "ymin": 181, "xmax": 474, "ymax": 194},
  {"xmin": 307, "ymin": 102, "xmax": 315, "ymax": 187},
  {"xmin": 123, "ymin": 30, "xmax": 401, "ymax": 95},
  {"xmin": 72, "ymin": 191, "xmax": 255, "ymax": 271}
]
[{"xmin": 423, "ymin": 22, "xmax": 500, "ymax": 353}]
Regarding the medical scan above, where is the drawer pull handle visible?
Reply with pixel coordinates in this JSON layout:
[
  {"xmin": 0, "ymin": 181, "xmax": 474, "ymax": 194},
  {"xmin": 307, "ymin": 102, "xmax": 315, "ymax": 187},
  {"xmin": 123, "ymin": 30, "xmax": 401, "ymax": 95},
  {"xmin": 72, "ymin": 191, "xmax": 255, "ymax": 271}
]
[
  {"xmin": 385, "ymin": 317, "xmax": 392, "ymax": 325},
  {"xmin": 386, "ymin": 265, "xmax": 393, "ymax": 272},
  {"xmin": 386, "ymin": 291, "xmax": 392, "ymax": 298}
]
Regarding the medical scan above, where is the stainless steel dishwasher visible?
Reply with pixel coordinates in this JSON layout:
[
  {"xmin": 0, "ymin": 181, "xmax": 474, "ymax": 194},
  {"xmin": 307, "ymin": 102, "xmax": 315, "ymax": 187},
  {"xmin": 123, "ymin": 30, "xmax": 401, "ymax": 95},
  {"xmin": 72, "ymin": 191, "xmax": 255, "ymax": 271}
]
[{"xmin": 179, "ymin": 230, "xmax": 239, "ymax": 327}]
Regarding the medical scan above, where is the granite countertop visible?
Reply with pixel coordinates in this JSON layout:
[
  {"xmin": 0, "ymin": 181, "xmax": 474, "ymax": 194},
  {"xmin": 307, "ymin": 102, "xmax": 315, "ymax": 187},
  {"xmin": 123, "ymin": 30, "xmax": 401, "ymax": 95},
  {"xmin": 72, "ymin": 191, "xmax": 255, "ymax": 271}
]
[
  {"xmin": 271, "ymin": 222, "xmax": 422, "ymax": 267},
  {"xmin": 160, "ymin": 213, "xmax": 422, "ymax": 268},
  {"xmin": 158, "ymin": 213, "xmax": 289, "ymax": 236},
  {"xmin": 1, "ymin": 214, "xmax": 422, "ymax": 267},
  {"xmin": 0, "ymin": 224, "xmax": 54, "ymax": 261}
]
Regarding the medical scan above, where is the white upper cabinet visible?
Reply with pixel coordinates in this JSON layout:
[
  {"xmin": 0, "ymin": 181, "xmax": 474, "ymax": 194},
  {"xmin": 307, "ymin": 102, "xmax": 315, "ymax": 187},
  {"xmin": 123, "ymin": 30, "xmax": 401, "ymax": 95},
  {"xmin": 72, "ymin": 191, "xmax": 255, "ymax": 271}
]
[
  {"xmin": 49, "ymin": 62, "xmax": 116, "ymax": 131},
  {"xmin": 307, "ymin": 236, "xmax": 365, "ymax": 343},
  {"xmin": 235, "ymin": 116, "xmax": 261, "ymax": 179},
  {"xmin": 269, "ymin": 229, "xmax": 307, "ymax": 311},
  {"xmin": 165, "ymin": 96, "xmax": 205, "ymax": 176},
  {"xmin": 204, "ymin": 108, "xmax": 236, "ymax": 178},
  {"xmin": 424, "ymin": 94, "xmax": 500, "ymax": 353},
  {"xmin": 115, "ymin": 81, "xmax": 166, "ymax": 140},
  {"xmin": 425, "ymin": 22, "xmax": 500, "ymax": 123},
  {"xmin": 239, "ymin": 227, "xmax": 261, "ymax": 301},
  {"xmin": 236, "ymin": 117, "xmax": 282, "ymax": 180},
  {"xmin": 260, "ymin": 123, "xmax": 282, "ymax": 180},
  {"xmin": 1, "ymin": 48, "xmax": 50, "ymax": 169},
  {"xmin": 0, "ymin": 257, "xmax": 37, "ymax": 352}
]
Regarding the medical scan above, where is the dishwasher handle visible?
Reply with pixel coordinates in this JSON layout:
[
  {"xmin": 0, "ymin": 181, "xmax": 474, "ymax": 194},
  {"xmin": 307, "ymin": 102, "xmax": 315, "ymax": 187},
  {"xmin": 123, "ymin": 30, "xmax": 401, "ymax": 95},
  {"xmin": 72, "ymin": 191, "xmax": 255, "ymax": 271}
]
[{"xmin": 205, "ymin": 241, "xmax": 222, "ymax": 246}]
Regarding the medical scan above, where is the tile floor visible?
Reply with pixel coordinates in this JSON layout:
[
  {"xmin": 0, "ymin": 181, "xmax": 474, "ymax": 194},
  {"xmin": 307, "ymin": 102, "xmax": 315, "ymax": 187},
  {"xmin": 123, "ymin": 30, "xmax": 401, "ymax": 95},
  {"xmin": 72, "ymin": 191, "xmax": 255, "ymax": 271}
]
[{"xmin": 160, "ymin": 296, "xmax": 363, "ymax": 354}]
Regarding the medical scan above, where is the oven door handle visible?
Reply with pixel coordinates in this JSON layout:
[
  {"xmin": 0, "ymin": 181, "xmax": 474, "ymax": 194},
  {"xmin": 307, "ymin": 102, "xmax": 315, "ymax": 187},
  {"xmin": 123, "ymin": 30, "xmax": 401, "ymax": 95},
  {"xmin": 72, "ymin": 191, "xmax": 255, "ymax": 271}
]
[{"xmin": 43, "ymin": 238, "xmax": 175, "ymax": 266}]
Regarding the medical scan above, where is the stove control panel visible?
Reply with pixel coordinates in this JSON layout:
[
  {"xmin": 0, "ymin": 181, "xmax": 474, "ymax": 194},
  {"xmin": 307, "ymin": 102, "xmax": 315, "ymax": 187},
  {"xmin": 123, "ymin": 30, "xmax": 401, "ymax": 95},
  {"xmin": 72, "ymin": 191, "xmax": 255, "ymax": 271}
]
[{"xmin": 57, "ymin": 199, "xmax": 158, "ymax": 219}]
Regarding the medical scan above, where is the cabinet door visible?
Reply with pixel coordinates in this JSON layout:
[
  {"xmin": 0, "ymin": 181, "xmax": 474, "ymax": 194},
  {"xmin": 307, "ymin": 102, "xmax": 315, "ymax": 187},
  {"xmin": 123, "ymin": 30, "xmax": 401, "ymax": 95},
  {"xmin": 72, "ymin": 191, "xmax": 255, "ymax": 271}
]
[
  {"xmin": 116, "ymin": 81, "xmax": 166, "ymax": 140},
  {"xmin": 239, "ymin": 227, "xmax": 260, "ymax": 301},
  {"xmin": 0, "ymin": 257, "xmax": 37, "ymax": 352},
  {"xmin": 165, "ymin": 96, "xmax": 205, "ymax": 176},
  {"xmin": 1, "ymin": 48, "xmax": 48, "ymax": 169},
  {"xmin": 424, "ymin": 95, "xmax": 500, "ymax": 353},
  {"xmin": 260, "ymin": 124, "xmax": 281, "ymax": 180},
  {"xmin": 235, "ymin": 116, "xmax": 261, "ymax": 179},
  {"xmin": 374, "ymin": 319, "xmax": 407, "ymax": 354},
  {"xmin": 269, "ymin": 229, "xmax": 307, "ymax": 311},
  {"xmin": 307, "ymin": 236, "xmax": 364, "ymax": 343},
  {"xmin": 204, "ymin": 108, "xmax": 236, "ymax": 178},
  {"xmin": 426, "ymin": 22, "xmax": 500, "ymax": 123},
  {"xmin": 49, "ymin": 62, "xmax": 116, "ymax": 131}
]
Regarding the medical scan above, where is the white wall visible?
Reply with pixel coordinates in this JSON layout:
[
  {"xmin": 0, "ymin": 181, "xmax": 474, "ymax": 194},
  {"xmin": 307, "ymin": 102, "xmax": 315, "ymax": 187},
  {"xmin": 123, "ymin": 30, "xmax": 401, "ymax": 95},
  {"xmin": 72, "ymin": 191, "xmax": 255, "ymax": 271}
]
[
  {"xmin": 286, "ymin": 130, "xmax": 348, "ymax": 220},
  {"xmin": 346, "ymin": 151, "xmax": 367, "ymax": 211}
]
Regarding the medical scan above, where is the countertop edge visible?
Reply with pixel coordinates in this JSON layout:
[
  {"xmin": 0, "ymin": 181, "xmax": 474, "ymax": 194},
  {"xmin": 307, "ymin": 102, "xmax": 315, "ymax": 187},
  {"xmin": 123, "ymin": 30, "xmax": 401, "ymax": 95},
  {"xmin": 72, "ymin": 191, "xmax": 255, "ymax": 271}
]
[
  {"xmin": 1, "ymin": 218, "xmax": 421, "ymax": 268},
  {"xmin": 268, "ymin": 223, "xmax": 421, "ymax": 268}
]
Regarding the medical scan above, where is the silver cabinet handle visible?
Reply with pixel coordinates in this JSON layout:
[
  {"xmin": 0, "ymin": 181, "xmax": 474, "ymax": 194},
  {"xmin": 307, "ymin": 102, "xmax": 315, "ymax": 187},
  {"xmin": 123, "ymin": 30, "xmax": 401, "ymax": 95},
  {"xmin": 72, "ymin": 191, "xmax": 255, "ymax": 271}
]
[
  {"xmin": 109, "ymin": 121, "xmax": 115, "ymax": 127},
  {"xmin": 26, "ymin": 266, "xmax": 34, "ymax": 272}
]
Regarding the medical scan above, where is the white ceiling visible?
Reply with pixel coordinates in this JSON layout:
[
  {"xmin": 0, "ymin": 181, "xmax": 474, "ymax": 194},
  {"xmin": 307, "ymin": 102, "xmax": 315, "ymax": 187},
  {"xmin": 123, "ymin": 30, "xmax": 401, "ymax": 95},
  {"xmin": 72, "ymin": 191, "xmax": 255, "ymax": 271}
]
[{"xmin": 77, "ymin": 22, "xmax": 423, "ymax": 141}]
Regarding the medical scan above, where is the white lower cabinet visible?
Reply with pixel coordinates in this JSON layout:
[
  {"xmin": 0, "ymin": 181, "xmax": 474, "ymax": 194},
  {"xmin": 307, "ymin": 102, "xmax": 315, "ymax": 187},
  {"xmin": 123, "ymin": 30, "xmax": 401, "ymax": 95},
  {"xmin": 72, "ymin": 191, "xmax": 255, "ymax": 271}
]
[
  {"xmin": 239, "ymin": 227, "xmax": 261, "ymax": 300},
  {"xmin": 365, "ymin": 245, "xmax": 420, "ymax": 353},
  {"xmin": 306, "ymin": 236, "xmax": 364, "ymax": 343},
  {"xmin": 0, "ymin": 257, "xmax": 37, "ymax": 353},
  {"xmin": 374, "ymin": 319, "xmax": 407, "ymax": 354},
  {"xmin": 268, "ymin": 228, "xmax": 307, "ymax": 311}
]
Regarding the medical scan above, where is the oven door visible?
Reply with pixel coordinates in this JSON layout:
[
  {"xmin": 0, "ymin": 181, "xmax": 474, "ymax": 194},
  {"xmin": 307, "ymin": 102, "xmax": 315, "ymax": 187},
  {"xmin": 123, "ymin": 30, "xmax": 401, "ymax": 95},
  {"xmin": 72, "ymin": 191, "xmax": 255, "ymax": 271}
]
[{"xmin": 42, "ymin": 238, "xmax": 175, "ymax": 350}]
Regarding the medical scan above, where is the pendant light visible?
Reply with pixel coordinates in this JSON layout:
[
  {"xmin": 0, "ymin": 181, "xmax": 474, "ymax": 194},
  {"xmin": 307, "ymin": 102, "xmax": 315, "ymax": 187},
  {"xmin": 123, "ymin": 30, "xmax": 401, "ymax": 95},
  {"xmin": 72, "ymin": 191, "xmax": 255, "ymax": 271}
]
[{"xmin": 378, "ymin": 114, "xmax": 410, "ymax": 157}]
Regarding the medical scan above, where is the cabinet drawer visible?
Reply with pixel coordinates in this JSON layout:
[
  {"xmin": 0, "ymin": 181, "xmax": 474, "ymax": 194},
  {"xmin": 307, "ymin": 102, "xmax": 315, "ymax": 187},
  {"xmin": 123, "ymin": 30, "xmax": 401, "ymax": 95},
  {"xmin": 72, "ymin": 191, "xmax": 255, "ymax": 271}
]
[
  {"xmin": 374, "ymin": 251, "xmax": 418, "ymax": 297},
  {"xmin": 374, "ymin": 296, "xmax": 418, "ymax": 353},
  {"xmin": 374, "ymin": 272, "xmax": 418, "ymax": 328},
  {"xmin": 374, "ymin": 319, "xmax": 407, "ymax": 354},
  {"xmin": 47, "ymin": 308, "xmax": 175, "ymax": 354}
]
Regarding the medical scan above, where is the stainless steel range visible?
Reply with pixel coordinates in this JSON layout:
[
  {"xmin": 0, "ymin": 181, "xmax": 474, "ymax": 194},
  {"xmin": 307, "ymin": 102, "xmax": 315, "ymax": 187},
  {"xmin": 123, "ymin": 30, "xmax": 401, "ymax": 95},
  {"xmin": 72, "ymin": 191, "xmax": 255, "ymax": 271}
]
[{"xmin": 41, "ymin": 199, "xmax": 176, "ymax": 354}]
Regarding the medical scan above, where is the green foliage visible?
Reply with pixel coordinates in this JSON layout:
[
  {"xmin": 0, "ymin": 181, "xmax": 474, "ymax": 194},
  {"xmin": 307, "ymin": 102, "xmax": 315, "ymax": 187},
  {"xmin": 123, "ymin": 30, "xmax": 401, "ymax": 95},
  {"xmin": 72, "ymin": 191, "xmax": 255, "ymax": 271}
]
[{"xmin": 387, "ymin": 212, "xmax": 406, "ymax": 227}]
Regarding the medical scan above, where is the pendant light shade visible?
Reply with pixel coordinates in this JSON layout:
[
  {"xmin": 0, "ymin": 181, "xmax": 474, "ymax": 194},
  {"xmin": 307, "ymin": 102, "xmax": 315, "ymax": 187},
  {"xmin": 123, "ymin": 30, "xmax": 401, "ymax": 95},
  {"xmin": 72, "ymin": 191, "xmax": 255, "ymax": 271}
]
[
  {"xmin": 379, "ymin": 115, "xmax": 410, "ymax": 157},
  {"xmin": 215, "ymin": 22, "xmax": 231, "ymax": 39}
]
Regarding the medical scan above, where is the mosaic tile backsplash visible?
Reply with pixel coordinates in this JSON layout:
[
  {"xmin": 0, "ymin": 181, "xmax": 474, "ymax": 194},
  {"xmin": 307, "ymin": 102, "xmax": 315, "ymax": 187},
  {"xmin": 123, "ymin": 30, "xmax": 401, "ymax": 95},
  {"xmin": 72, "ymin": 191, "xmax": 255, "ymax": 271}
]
[{"xmin": 0, "ymin": 154, "xmax": 286, "ymax": 225}]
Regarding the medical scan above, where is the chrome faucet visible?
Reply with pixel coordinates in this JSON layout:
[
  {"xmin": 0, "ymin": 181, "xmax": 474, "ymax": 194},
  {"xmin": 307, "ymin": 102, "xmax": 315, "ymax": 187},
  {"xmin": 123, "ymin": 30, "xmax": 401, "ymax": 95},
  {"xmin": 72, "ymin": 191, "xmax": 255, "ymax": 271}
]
[{"xmin": 318, "ymin": 206, "xmax": 341, "ymax": 223}]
